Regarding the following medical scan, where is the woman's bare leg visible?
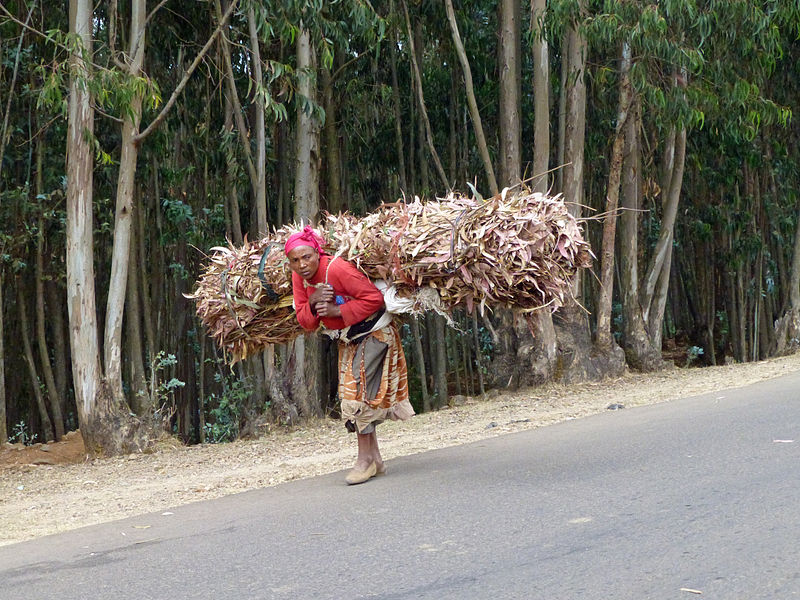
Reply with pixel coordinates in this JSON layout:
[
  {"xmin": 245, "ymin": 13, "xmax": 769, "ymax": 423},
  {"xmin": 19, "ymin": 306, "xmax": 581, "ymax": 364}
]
[
  {"xmin": 354, "ymin": 433, "xmax": 373, "ymax": 470},
  {"xmin": 369, "ymin": 431, "xmax": 385, "ymax": 473}
]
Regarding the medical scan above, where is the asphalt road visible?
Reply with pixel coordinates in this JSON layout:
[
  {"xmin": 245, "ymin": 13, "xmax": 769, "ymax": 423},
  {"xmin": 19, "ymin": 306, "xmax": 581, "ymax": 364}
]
[{"xmin": 2, "ymin": 372, "xmax": 799, "ymax": 600}]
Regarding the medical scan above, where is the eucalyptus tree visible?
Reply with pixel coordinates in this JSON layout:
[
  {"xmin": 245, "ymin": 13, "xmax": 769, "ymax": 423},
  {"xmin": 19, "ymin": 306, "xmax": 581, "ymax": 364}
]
[{"xmin": 612, "ymin": 0, "xmax": 793, "ymax": 369}]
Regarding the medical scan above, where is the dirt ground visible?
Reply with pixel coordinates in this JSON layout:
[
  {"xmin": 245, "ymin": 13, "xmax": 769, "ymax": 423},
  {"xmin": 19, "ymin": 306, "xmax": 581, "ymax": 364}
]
[{"xmin": 3, "ymin": 352, "xmax": 800, "ymax": 547}]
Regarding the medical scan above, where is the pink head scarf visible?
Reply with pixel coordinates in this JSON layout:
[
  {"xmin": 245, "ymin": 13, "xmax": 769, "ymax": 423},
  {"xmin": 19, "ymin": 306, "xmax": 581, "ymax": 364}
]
[{"xmin": 284, "ymin": 225, "xmax": 325, "ymax": 256}]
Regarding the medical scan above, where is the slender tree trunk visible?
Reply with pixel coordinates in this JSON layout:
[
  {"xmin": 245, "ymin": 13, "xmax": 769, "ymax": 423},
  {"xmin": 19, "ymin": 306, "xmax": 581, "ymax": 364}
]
[
  {"xmin": 619, "ymin": 98, "xmax": 662, "ymax": 369},
  {"xmin": 0, "ymin": 270, "xmax": 6, "ymax": 444},
  {"xmin": 68, "ymin": 0, "xmax": 147, "ymax": 456},
  {"xmin": 471, "ymin": 311, "xmax": 485, "ymax": 396},
  {"xmin": 18, "ymin": 280, "xmax": 54, "ymax": 441},
  {"xmin": 556, "ymin": 35, "xmax": 568, "ymax": 194},
  {"xmin": 247, "ymin": 5, "xmax": 268, "ymax": 235},
  {"xmin": 137, "ymin": 182, "xmax": 156, "ymax": 364},
  {"xmin": 45, "ymin": 280, "xmax": 69, "ymax": 420},
  {"xmin": 562, "ymin": 21, "xmax": 586, "ymax": 217},
  {"xmin": 215, "ymin": 0, "xmax": 258, "ymax": 191},
  {"xmin": 646, "ymin": 127, "xmax": 687, "ymax": 345},
  {"xmin": 290, "ymin": 24, "xmax": 324, "ymax": 418},
  {"xmin": 388, "ymin": 6, "xmax": 408, "ymax": 193},
  {"xmin": 410, "ymin": 316, "xmax": 430, "ymax": 412},
  {"xmin": 498, "ymin": 0, "xmax": 521, "ymax": 188},
  {"xmin": 321, "ymin": 65, "xmax": 343, "ymax": 213},
  {"xmin": 105, "ymin": 0, "xmax": 145, "ymax": 406},
  {"xmin": 530, "ymin": 0, "xmax": 549, "ymax": 193},
  {"xmin": 223, "ymin": 93, "xmax": 244, "ymax": 245},
  {"xmin": 126, "ymin": 222, "xmax": 147, "ymax": 413},
  {"xmin": 444, "ymin": 0, "xmax": 498, "ymax": 195},
  {"xmin": 67, "ymin": 0, "xmax": 104, "ymax": 449},
  {"xmin": 294, "ymin": 26, "xmax": 321, "ymax": 223},
  {"xmin": 595, "ymin": 42, "xmax": 632, "ymax": 349},
  {"xmin": 774, "ymin": 204, "xmax": 800, "ymax": 354},
  {"xmin": 402, "ymin": 0, "xmax": 449, "ymax": 192},
  {"xmin": 35, "ymin": 143, "xmax": 64, "ymax": 439},
  {"xmin": 430, "ymin": 314, "xmax": 449, "ymax": 407}
]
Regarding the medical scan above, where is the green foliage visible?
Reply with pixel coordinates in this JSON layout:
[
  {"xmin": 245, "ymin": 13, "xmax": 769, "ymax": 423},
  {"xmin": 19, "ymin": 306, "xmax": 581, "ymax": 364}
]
[
  {"xmin": 203, "ymin": 370, "xmax": 254, "ymax": 443},
  {"xmin": 8, "ymin": 421, "xmax": 37, "ymax": 446}
]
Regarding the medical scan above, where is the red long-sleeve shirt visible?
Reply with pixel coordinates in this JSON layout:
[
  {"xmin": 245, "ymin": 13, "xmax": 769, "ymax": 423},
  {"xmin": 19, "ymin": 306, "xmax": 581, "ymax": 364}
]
[{"xmin": 292, "ymin": 254, "xmax": 384, "ymax": 332}]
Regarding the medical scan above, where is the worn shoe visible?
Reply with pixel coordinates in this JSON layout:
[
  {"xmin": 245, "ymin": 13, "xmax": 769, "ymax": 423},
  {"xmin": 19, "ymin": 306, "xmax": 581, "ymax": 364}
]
[
  {"xmin": 345, "ymin": 461, "xmax": 377, "ymax": 485},
  {"xmin": 375, "ymin": 462, "xmax": 386, "ymax": 476}
]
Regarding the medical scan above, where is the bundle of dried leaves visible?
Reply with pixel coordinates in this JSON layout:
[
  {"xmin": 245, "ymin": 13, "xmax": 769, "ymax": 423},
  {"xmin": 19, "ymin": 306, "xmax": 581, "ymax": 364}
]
[{"xmin": 189, "ymin": 189, "xmax": 593, "ymax": 362}]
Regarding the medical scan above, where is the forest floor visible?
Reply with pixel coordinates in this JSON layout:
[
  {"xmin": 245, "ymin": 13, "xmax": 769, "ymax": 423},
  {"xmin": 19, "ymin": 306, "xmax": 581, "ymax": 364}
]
[{"xmin": 3, "ymin": 351, "xmax": 800, "ymax": 547}]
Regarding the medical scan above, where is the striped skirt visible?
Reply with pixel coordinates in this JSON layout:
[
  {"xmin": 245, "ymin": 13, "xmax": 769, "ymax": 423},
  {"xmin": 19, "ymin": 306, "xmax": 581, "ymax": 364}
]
[{"xmin": 338, "ymin": 322, "xmax": 415, "ymax": 434}]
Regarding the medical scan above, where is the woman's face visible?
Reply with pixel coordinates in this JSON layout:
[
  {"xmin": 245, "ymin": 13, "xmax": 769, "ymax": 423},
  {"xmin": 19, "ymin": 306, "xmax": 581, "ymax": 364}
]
[{"xmin": 287, "ymin": 245, "xmax": 320, "ymax": 281}]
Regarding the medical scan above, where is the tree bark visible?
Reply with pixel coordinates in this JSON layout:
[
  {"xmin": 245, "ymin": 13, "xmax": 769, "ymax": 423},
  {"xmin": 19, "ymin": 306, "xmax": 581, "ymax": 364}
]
[
  {"xmin": 471, "ymin": 311, "xmax": 485, "ymax": 396},
  {"xmin": 18, "ymin": 280, "xmax": 54, "ymax": 441},
  {"xmin": 402, "ymin": 0, "xmax": 450, "ymax": 192},
  {"xmin": 498, "ymin": 0, "xmax": 521, "ymax": 188},
  {"xmin": 388, "ymin": 7, "xmax": 408, "ymax": 193},
  {"xmin": 321, "ymin": 65, "xmax": 343, "ymax": 212},
  {"xmin": 294, "ymin": 26, "xmax": 321, "ymax": 223},
  {"xmin": 215, "ymin": 0, "xmax": 258, "ymax": 191},
  {"xmin": 431, "ymin": 314, "xmax": 449, "ymax": 408},
  {"xmin": 247, "ymin": 5, "xmax": 268, "ymax": 235},
  {"xmin": 594, "ymin": 42, "xmax": 632, "ymax": 350},
  {"xmin": 126, "ymin": 220, "xmax": 148, "ymax": 414},
  {"xmin": 68, "ymin": 0, "xmax": 148, "ymax": 456},
  {"xmin": 774, "ymin": 204, "xmax": 800, "ymax": 353},
  {"xmin": 530, "ymin": 0, "xmax": 549, "ymax": 194},
  {"xmin": 410, "ymin": 316, "xmax": 430, "ymax": 412},
  {"xmin": 645, "ymin": 126, "xmax": 687, "ymax": 345},
  {"xmin": 444, "ymin": 0, "xmax": 498, "ymax": 195},
  {"xmin": 0, "ymin": 270, "xmax": 5, "ymax": 444},
  {"xmin": 105, "ymin": 0, "xmax": 145, "ymax": 406},
  {"xmin": 35, "ymin": 144, "xmax": 64, "ymax": 439},
  {"xmin": 290, "ymin": 24, "xmax": 324, "ymax": 418},
  {"xmin": 619, "ymin": 98, "xmax": 663, "ymax": 370}
]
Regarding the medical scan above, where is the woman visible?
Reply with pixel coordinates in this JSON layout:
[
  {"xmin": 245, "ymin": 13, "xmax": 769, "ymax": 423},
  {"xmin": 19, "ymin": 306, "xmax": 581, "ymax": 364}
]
[{"xmin": 285, "ymin": 226, "xmax": 415, "ymax": 485}]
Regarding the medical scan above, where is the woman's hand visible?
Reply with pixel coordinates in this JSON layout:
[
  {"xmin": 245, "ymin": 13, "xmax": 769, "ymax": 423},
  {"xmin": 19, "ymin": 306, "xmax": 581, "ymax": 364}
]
[
  {"xmin": 308, "ymin": 284, "xmax": 334, "ymax": 307},
  {"xmin": 315, "ymin": 301, "xmax": 342, "ymax": 318}
]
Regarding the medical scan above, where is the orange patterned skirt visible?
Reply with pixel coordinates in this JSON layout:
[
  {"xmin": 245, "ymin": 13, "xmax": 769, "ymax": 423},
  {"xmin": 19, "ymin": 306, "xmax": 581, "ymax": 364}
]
[{"xmin": 338, "ymin": 322, "xmax": 415, "ymax": 434}]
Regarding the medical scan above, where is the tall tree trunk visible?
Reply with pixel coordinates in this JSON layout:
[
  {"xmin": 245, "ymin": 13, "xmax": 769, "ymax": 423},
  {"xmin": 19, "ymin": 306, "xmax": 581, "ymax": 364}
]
[
  {"xmin": 67, "ymin": 0, "xmax": 147, "ymax": 456},
  {"xmin": 223, "ymin": 93, "xmax": 244, "ymax": 245},
  {"xmin": 388, "ymin": 6, "xmax": 408, "ymax": 193},
  {"xmin": 555, "ymin": 16, "xmax": 591, "ymax": 378},
  {"xmin": 247, "ymin": 5, "xmax": 268, "ymax": 235},
  {"xmin": 430, "ymin": 313, "xmax": 449, "ymax": 407},
  {"xmin": 619, "ymin": 98, "xmax": 662, "ymax": 369},
  {"xmin": 775, "ymin": 205, "xmax": 800, "ymax": 354},
  {"xmin": 18, "ymin": 280, "xmax": 54, "ymax": 441},
  {"xmin": 498, "ymin": 0, "xmax": 521, "ymax": 188},
  {"xmin": 126, "ymin": 221, "xmax": 147, "ymax": 414},
  {"xmin": 67, "ymin": 0, "xmax": 104, "ymax": 450},
  {"xmin": 444, "ymin": 0, "xmax": 498, "ymax": 195},
  {"xmin": 137, "ymin": 181, "xmax": 156, "ymax": 365},
  {"xmin": 471, "ymin": 311, "xmax": 485, "ymax": 396},
  {"xmin": 290, "ymin": 24, "xmax": 324, "ymax": 418},
  {"xmin": 595, "ymin": 42, "xmax": 632, "ymax": 350},
  {"xmin": 410, "ymin": 316, "xmax": 430, "ymax": 412},
  {"xmin": 35, "ymin": 143, "xmax": 64, "ymax": 439},
  {"xmin": 46, "ymin": 280, "xmax": 69, "ymax": 420},
  {"xmin": 215, "ymin": 0, "xmax": 258, "ymax": 192},
  {"xmin": 0, "ymin": 270, "xmax": 6, "ymax": 444},
  {"xmin": 402, "ymin": 0, "xmax": 449, "ymax": 192},
  {"xmin": 105, "ymin": 0, "xmax": 145, "ymax": 406},
  {"xmin": 530, "ymin": 0, "xmax": 549, "ymax": 193},
  {"xmin": 321, "ymin": 65, "xmax": 343, "ymax": 213},
  {"xmin": 645, "ymin": 126, "xmax": 687, "ymax": 346},
  {"xmin": 294, "ymin": 26, "xmax": 321, "ymax": 223}
]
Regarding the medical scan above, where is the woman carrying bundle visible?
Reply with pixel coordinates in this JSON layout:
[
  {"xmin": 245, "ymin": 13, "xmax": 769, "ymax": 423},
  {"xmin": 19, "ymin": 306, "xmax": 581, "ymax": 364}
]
[{"xmin": 285, "ymin": 226, "xmax": 415, "ymax": 485}]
